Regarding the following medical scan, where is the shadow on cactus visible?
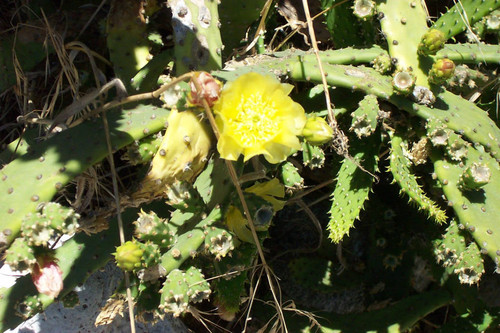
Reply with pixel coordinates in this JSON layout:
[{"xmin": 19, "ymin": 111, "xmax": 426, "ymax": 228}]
[{"xmin": 1, "ymin": 0, "xmax": 500, "ymax": 332}]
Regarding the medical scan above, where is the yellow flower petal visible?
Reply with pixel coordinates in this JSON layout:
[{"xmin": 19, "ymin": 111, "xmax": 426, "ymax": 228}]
[
  {"xmin": 214, "ymin": 72, "xmax": 306, "ymax": 163},
  {"xmin": 225, "ymin": 205, "xmax": 255, "ymax": 244},
  {"xmin": 245, "ymin": 179, "xmax": 286, "ymax": 211}
]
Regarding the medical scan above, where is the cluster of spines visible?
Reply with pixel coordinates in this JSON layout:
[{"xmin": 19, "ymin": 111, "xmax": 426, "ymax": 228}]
[
  {"xmin": 388, "ymin": 133, "xmax": 447, "ymax": 224},
  {"xmin": 434, "ymin": 219, "xmax": 485, "ymax": 285}
]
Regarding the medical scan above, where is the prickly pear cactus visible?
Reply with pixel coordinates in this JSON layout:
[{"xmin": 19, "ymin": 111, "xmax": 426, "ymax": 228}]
[{"xmin": 1, "ymin": 0, "xmax": 500, "ymax": 331}]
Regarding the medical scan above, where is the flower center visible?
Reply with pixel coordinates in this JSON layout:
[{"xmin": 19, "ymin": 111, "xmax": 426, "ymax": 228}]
[{"xmin": 229, "ymin": 93, "xmax": 278, "ymax": 147}]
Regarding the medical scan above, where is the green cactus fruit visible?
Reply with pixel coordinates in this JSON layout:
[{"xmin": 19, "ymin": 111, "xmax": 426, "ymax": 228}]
[
  {"xmin": 350, "ymin": 94, "xmax": 379, "ymax": 138},
  {"xmin": 204, "ymin": 226, "xmax": 234, "ymax": 260},
  {"xmin": 4, "ymin": 238, "xmax": 36, "ymax": 272},
  {"xmin": 429, "ymin": 58, "xmax": 456, "ymax": 84},
  {"xmin": 134, "ymin": 210, "xmax": 173, "ymax": 248},
  {"xmin": 137, "ymin": 241, "xmax": 161, "ymax": 269},
  {"xmin": 21, "ymin": 212, "xmax": 55, "ymax": 247},
  {"xmin": 328, "ymin": 133, "xmax": 380, "ymax": 243},
  {"xmin": 434, "ymin": 219, "xmax": 485, "ymax": 285},
  {"xmin": 372, "ymin": 52, "xmax": 393, "ymax": 74},
  {"xmin": 459, "ymin": 163, "xmax": 491, "ymax": 191},
  {"xmin": 114, "ymin": 240, "xmax": 144, "ymax": 272},
  {"xmin": 20, "ymin": 203, "xmax": 79, "ymax": 247},
  {"xmin": 61, "ymin": 290, "xmax": 80, "ymax": 308},
  {"xmin": 392, "ymin": 69, "xmax": 416, "ymax": 95},
  {"xmin": 136, "ymin": 108, "xmax": 213, "ymax": 199},
  {"xmin": 279, "ymin": 161, "xmax": 304, "ymax": 193},
  {"xmin": 159, "ymin": 267, "xmax": 211, "ymax": 317},
  {"xmin": 38, "ymin": 202, "xmax": 79, "ymax": 235},
  {"xmin": 302, "ymin": 141, "xmax": 326, "ymax": 169},
  {"xmin": 302, "ymin": 116, "xmax": 333, "ymax": 145},
  {"xmin": 352, "ymin": 0, "xmax": 376, "ymax": 20},
  {"xmin": 418, "ymin": 29, "xmax": 446, "ymax": 55},
  {"xmin": 123, "ymin": 133, "xmax": 162, "ymax": 166}
]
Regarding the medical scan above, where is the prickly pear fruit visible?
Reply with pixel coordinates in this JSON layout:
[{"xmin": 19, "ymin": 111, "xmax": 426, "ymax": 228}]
[
  {"xmin": 418, "ymin": 29, "xmax": 446, "ymax": 55},
  {"xmin": 31, "ymin": 255, "xmax": 64, "ymax": 298},
  {"xmin": 429, "ymin": 58, "xmax": 456, "ymax": 84},
  {"xmin": 134, "ymin": 210, "xmax": 173, "ymax": 248},
  {"xmin": 4, "ymin": 238, "xmax": 36, "ymax": 271},
  {"xmin": 114, "ymin": 240, "xmax": 144, "ymax": 272}
]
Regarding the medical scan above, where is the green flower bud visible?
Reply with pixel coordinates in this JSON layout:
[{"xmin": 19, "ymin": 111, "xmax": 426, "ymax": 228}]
[
  {"xmin": 429, "ymin": 58, "xmax": 456, "ymax": 84},
  {"xmin": 114, "ymin": 240, "xmax": 143, "ymax": 271},
  {"xmin": 418, "ymin": 29, "xmax": 446, "ymax": 55},
  {"xmin": 301, "ymin": 116, "xmax": 333, "ymax": 145}
]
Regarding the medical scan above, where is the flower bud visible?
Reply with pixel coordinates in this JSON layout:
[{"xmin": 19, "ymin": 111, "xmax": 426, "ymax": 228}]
[
  {"xmin": 187, "ymin": 72, "xmax": 222, "ymax": 107},
  {"xmin": 31, "ymin": 255, "xmax": 64, "ymax": 298},
  {"xmin": 418, "ymin": 29, "xmax": 446, "ymax": 55},
  {"xmin": 114, "ymin": 240, "xmax": 144, "ymax": 271},
  {"xmin": 301, "ymin": 116, "xmax": 333, "ymax": 145},
  {"xmin": 429, "ymin": 58, "xmax": 455, "ymax": 84}
]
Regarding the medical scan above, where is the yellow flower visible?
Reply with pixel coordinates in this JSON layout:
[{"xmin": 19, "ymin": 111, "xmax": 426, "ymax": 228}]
[
  {"xmin": 214, "ymin": 72, "xmax": 306, "ymax": 164},
  {"xmin": 225, "ymin": 179, "xmax": 286, "ymax": 243}
]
